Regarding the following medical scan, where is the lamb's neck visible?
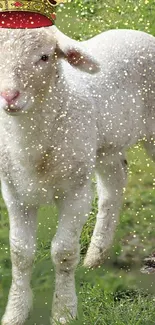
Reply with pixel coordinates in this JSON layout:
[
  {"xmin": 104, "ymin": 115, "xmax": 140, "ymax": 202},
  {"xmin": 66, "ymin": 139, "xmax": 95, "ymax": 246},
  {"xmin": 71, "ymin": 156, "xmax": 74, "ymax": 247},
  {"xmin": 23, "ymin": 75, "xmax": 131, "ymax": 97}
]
[
  {"xmin": 1, "ymin": 73, "xmax": 72, "ymax": 155},
  {"xmin": 3, "ymin": 98, "xmax": 64, "ymax": 154}
]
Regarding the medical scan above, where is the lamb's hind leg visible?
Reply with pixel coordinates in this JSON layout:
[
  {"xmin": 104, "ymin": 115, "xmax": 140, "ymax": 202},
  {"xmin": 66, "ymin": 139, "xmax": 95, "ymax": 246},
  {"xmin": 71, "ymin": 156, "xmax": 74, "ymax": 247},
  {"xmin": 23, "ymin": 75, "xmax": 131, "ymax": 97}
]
[{"xmin": 84, "ymin": 154, "xmax": 127, "ymax": 268}]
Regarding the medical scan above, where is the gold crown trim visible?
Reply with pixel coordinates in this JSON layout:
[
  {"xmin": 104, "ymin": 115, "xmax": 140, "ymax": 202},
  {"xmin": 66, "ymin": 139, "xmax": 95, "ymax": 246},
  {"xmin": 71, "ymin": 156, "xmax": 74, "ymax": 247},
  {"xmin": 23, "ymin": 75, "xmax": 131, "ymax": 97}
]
[{"xmin": 0, "ymin": 1, "xmax": 66, "ymax": 22}]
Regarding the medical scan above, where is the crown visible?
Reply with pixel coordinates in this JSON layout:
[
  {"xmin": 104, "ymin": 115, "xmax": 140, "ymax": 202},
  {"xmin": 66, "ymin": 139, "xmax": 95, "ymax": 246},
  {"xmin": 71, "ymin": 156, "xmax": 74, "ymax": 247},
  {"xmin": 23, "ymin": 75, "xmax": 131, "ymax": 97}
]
[{"xmin": 0, "ymin": 0, "xmax": 66, "ymax": 28}]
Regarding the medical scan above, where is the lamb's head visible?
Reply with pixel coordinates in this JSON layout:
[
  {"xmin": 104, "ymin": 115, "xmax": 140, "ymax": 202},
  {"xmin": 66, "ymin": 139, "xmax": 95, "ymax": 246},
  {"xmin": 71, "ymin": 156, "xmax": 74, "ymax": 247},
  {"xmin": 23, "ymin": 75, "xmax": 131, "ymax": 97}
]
[{"xmin": 0, "ymin": 26, "xmax": 100, "ymax": 116}]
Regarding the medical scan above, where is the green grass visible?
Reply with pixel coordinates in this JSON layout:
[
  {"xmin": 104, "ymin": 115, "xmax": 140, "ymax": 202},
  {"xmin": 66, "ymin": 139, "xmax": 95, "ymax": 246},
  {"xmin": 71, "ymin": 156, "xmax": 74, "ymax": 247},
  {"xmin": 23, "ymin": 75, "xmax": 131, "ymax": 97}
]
[
  {"xmin": 81, "ymin": 285, "xmax": 155, "ymax": 325},
  {"xmin": 1, "ymin": 1, "xmax": 155, "ymax": 324}
]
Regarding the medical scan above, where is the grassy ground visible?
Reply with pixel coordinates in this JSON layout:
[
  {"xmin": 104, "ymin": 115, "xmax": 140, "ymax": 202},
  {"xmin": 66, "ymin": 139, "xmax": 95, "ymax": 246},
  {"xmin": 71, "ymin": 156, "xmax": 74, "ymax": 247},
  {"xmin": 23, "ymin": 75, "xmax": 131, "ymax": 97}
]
[{"xmin": 0, "ymin": 1, "xmax": 155, "ymax": 324}]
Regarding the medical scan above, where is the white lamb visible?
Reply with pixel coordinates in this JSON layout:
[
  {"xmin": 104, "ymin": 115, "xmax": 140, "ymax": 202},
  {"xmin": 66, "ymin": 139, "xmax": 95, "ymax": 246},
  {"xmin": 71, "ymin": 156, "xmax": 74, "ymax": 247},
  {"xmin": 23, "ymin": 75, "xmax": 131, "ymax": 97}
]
[{"xmin": 0, "ymin": 26, "xmax": 154, "ymax": 325}]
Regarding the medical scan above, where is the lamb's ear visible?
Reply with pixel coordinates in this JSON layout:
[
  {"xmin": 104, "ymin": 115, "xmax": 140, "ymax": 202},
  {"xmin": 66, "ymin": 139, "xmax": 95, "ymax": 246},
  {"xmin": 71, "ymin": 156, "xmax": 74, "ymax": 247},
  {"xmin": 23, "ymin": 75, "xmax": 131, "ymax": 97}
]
[
  {"xmin": 56, "ymin": 46, "xmax": 100, "ymax": 74},
  {"xmin": 52, "ymin": 26, "xmax": 100, "ymax": 74}
]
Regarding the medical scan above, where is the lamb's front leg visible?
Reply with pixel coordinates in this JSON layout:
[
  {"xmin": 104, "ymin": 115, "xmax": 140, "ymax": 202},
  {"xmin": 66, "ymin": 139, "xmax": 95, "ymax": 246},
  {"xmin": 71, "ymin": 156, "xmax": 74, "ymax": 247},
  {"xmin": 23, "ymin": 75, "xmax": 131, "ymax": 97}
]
[
  {"xmin": 1, "ymin": 181, "xmax": 37, "ymax": 325},
  {"xmin": 51, "ymin": 181, "xmax": 92, "ymax": 325}
]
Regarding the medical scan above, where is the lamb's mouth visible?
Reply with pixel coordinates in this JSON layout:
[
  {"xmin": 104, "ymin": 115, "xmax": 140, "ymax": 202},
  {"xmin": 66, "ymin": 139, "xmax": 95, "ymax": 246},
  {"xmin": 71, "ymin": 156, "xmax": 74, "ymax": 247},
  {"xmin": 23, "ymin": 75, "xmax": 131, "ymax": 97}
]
[
  {"xmin": 3, "ymin": 98, "xmax": 31, "ymax": 115},
  {"xmin": 4, "ymin": 107, "xmax": 23, "ymax": 115},
  {"xmin": 4, "ymin": 105, "xmax": 27, "ymax": 115}
]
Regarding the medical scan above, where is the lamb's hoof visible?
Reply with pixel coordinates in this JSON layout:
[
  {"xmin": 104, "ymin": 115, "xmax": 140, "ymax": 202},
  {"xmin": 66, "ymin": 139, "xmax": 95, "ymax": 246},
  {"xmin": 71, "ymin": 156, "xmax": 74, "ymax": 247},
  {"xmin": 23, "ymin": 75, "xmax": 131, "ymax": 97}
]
[
  {"xmin": 84, "ymin": 243, "xmax": 107, "ymax": 268},
  {"xmin": 2, "ymin": 288, "xmax": 33, "ymax": 325},
  {"xmin": 2, "ymin": 317, "xmax": 26, "ymax": 325},
  {"xmin": 51, "ymin": 314, "xmax": 76, "ymax": 325},
  {"xmin": 2, "ymin": 311, "xmax": 31, "ymax": 325},
  {"xmin": 51, "ymin": 317, "xmax": 65, "ymax": 324},
  {"xmin": 51, "ymin": 317, "xmax": 68, "ymax": 324},
  {"xmin": 51, "ymin": 302, "xmax": 77, "ymax": 325}
]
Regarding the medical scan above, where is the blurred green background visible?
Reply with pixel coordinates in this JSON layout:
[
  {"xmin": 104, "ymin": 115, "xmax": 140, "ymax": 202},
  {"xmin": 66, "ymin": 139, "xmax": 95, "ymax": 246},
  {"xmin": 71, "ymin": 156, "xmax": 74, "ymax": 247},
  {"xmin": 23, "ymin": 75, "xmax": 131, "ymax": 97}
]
[{"xmin": 0, "ymin": 1, "xmax": 155, "ymax": 324}]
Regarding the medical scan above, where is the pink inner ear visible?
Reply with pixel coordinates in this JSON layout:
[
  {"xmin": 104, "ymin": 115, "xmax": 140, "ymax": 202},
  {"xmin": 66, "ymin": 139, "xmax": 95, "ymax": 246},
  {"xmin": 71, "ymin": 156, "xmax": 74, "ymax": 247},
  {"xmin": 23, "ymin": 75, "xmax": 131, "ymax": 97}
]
[{"xmin": 66, "ymin": 50, "xmax": 84, "ymax": 65}]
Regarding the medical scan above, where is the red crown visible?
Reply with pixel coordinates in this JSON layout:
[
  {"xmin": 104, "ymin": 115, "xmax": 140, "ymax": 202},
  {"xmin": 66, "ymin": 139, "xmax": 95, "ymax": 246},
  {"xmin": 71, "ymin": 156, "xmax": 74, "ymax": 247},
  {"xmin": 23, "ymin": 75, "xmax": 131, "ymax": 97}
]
[{"xmin": 0, "ymin": 0, "xmax": 64, "ymax": 28}]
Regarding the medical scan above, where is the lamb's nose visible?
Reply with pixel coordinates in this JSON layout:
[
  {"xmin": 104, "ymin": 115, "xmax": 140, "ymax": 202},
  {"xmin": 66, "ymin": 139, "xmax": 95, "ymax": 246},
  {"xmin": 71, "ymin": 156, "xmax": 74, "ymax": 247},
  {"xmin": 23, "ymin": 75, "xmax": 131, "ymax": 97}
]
[{"xmin": 1, "ymin": 90, "xmax": 20, "ymax": 104}]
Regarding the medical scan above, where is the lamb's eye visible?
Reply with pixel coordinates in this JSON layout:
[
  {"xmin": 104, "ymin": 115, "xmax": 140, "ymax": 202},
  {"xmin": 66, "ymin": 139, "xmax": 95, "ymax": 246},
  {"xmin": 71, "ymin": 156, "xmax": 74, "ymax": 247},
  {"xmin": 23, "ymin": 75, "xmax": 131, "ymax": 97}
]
[{"xmin": 40, "ymin": 55, "xmax": 49, "ymax": 62}]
